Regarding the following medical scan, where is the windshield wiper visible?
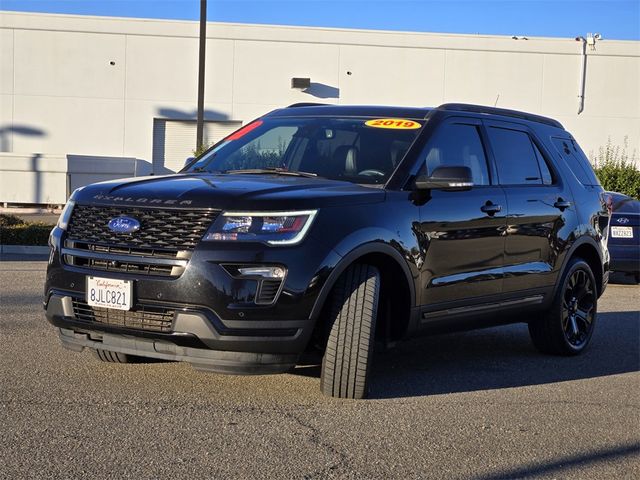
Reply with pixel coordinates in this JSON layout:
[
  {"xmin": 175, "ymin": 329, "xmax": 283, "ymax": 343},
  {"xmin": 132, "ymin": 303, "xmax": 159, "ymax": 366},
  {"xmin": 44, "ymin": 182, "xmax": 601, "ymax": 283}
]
[{"xmin": 224, "ymin": 168, "xmax": 319, "ymax": 178}]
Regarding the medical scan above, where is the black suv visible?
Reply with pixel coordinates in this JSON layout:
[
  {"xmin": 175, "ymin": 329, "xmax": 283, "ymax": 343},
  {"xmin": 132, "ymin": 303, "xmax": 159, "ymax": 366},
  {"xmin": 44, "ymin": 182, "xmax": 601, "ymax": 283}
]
[{"xmin": 45, "ymin": 103, "xmax": 610, "ymax": 399}]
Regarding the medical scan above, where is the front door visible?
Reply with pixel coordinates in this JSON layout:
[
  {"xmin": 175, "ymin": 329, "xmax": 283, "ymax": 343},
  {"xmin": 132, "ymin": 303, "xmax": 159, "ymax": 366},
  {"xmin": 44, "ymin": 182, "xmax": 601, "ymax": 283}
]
[{"xmin": 414, "ymin": 118, "xmax": 507, "ymax": 309}]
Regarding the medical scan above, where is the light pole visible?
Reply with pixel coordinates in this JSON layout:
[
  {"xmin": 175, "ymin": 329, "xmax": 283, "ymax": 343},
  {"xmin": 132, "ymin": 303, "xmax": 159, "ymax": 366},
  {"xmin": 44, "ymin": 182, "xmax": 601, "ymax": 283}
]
[{"xmin": 196, "ymin": 0, "xmax": 207, "ymax": 151}]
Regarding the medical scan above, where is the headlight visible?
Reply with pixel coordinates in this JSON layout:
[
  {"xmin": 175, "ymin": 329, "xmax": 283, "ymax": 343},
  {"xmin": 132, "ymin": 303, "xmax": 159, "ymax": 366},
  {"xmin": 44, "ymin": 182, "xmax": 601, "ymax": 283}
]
[
  {"xmin": 56, "ymin": 199, "xmax": 76, "ymax": 231},
  {"xmin": 56, "ymin": 187, "xmax": 84, "ymax": 231},
  {"xmin": 205, "ymin": 210, "xmax": 317, "ymax": 245}
]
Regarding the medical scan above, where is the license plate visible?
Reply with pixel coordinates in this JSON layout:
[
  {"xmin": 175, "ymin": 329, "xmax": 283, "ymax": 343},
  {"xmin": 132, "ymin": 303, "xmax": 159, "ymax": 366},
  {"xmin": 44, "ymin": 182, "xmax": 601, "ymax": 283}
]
[
  {"xmin": 611, "ymin": 226, "xmax": 633, "ymax": 238},
  {"xmin": 86, "ymin": 276, "xmax": 133, "ymax": 311}
]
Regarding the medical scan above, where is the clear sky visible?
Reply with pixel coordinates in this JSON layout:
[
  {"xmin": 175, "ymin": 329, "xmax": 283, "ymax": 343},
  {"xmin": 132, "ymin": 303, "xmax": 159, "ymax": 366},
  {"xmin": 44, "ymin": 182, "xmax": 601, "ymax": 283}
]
[{"xmin": 1, "ymin": 0, "xmax": 639, "ymax": 40}]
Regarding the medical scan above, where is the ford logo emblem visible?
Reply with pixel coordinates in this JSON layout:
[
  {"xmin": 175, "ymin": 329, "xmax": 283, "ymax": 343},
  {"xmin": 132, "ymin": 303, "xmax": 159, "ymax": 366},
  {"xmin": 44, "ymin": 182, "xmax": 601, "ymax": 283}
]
[
  {"xmin": 616, "ymin": 217, "xmax": 630, "ymax": 224},
  {"xmin": 108, "ymin": 216, "xmax": 140, "ymax": 234}
]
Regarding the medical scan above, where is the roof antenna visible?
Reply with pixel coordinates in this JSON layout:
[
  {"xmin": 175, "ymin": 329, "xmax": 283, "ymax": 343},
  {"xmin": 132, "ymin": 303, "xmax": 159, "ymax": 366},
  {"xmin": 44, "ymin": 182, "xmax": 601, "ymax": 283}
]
[{"xmin": 494, "ymin": 94, "xmax": 500, "ymax": 106}]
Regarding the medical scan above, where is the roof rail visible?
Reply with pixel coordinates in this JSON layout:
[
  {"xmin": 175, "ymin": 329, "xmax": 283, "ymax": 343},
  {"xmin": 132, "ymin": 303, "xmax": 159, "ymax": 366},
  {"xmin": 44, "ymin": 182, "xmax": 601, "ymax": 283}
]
[
  {"xmin": 437, "ymin": 103, "xmax": 564, "ymax": 129},
  {"xmin": 286, "ymin": 102, "xmax": 327, "ymax": 108}
]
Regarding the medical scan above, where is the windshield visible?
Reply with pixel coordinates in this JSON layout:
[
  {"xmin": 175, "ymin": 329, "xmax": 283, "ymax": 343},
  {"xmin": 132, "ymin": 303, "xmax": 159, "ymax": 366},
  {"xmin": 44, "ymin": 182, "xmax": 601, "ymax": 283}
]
[{"xmin": 185, "ymin": 116, "xmax": 424, "ymax": 184}]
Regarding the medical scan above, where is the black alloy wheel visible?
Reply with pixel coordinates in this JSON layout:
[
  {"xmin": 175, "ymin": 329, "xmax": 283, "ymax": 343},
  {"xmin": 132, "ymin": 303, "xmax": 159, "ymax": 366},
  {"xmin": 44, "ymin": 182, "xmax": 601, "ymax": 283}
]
[
  {"xmin": 562, "ymin": 268, "xmax": 596, "ymax": 348},
  {"xmin": 528, "ymin": 257, "xmax": 598, "ymax": 356}
]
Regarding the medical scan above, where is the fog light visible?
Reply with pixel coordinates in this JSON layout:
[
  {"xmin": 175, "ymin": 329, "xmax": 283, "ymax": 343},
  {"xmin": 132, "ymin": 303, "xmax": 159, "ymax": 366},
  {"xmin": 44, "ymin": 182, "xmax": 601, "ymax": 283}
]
[{"xmin": 237, "ymin": 266, "xmax": 286, "ymax": 279}]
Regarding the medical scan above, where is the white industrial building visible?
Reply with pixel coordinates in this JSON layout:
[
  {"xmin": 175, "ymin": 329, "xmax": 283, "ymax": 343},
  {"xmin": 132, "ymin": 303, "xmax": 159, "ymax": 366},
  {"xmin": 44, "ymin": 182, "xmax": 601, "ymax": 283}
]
[{"xmin": 0, "ymin": 11, "xmax": 639, "ymax": 205}]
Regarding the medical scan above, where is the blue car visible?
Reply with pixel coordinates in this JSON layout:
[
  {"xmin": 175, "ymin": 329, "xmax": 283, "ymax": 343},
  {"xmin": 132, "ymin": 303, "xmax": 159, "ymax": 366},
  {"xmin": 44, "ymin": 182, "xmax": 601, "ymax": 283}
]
[{"xmin": 607, "ymin": 191, "xmax": 640, "ymax": 282}]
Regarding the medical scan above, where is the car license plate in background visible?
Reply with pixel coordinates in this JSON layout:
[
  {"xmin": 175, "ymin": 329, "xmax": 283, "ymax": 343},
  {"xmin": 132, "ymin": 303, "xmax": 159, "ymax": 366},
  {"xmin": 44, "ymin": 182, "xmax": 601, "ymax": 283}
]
[
  {"xmin": 86, "ymin": 276, "xmax": 132, "ymax": 311},
  {"xmin": 611, "ymin": 226, "xmax": 633, "ymax": 238}
]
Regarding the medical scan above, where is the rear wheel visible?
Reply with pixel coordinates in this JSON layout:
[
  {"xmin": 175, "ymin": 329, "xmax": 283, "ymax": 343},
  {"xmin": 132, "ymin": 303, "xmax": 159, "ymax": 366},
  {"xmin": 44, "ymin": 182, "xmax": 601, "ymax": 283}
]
[
  {"xmin": 529, "ymin": 257, "xmax": 597, "ymax": 355},
  {"xmin": 320, "ymin": 264, "xmax": 380, "ymax": 399}
]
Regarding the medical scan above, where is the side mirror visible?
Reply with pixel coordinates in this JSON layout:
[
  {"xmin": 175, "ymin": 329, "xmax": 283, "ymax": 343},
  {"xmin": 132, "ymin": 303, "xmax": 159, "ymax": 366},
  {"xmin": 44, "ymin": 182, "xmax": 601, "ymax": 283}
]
[
  {"xmin": 183, "ymin": 156, "xmax": 196, "ymax": 169},
  {"xmin": 415, "ymin": 166, "xmax": 474, "ymax": 191}
]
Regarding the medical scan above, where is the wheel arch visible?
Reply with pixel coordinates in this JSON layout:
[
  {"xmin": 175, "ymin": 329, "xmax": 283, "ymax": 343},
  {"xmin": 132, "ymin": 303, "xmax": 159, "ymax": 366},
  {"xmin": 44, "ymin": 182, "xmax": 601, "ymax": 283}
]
[
  {"xmin": 554, "ymin": 236, "xmax": 605, "ymax": 298},
  {"xmin": 310, "ymin": 242, "xmax": 416, "ymax": 341}
]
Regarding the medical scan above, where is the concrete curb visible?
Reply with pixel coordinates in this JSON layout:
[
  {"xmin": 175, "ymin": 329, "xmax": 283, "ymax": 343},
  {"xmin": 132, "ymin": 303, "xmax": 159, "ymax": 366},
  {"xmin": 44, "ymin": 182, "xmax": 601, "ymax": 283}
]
[{"xmin": 0, "ymin": 245, "xmax": 50, "ymax": 255}]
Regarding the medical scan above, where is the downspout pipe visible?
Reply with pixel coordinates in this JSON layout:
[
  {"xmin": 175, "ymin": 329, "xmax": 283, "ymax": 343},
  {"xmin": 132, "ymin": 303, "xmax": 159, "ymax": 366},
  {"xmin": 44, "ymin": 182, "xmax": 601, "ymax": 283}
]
[{"xmin": 576, "ymin": 36, "xmax": 587, "ymax": 115}]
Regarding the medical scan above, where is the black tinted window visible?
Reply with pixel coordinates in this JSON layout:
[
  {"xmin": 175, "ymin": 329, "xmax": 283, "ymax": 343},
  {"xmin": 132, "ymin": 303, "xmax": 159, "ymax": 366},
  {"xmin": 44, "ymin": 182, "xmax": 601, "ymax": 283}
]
[
  {"xmin": 187, "ymin": 117, "xmax": 423, "ymax": 184},
  {"xmin": 551, "ymin": 137, "xmax": 600, "ymax": 186},
  {"xmin": 532, "ymin": 142, "xmax": 553, "ymax": 185},
  {"xmin": 488, "ymin": 127, "xmax": 545, "ymax": 185},
  {"xmin": 421, "ymin": 124, "xmax": 490, "ymax": 185}
]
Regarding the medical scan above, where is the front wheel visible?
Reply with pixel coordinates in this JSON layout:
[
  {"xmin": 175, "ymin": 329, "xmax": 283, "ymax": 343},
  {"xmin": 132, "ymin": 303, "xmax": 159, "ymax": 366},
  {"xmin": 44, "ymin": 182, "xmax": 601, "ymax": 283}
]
[
  {"xmin": 320, "ymin": 264, "xmax": 380, "ymax": 399},
  {"xmin": 529, "ymin": 257, "xmax": 597, "ymax": 355}
]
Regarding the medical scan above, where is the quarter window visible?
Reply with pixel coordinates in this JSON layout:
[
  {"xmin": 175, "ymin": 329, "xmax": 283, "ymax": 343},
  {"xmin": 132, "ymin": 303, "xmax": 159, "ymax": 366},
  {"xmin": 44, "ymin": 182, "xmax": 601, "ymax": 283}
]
[
  {"xmin": 488, "ymin": 127, "xmax": 547, "ymax": 185},
  {"xmin": 551, "ymin": 137, "xmax": 599, "ymax": 186},
  {"xmin": 420, "ymin": 124, "xmax": 490, "ymax": 185}
]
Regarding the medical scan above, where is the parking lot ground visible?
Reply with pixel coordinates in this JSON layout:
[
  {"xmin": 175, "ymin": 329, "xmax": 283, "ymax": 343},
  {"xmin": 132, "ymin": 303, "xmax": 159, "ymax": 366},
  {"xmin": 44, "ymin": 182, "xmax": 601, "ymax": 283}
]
[{"xmin": 1, "ymin": 257, "xmax": 639, "ymax": 479}]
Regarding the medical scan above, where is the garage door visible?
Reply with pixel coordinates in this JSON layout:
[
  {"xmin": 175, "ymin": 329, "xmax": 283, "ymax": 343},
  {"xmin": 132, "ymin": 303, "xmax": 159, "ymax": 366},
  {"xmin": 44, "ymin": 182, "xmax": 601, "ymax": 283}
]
[{"xmin": 152, "ymin": 119, "xmax": 242, "ymax": 173}]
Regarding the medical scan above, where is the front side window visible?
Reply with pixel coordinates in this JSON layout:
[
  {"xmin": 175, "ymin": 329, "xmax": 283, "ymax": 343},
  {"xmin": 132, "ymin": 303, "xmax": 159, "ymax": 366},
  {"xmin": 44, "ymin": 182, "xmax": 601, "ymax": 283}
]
[
  {"xmin": 419, "ymin": 123, "xmax": 490, "ymax": 185},
  {"xmin": 488, "ymin": 127, "xmax": 548, "ymax": 185},
  {"xmin": 186, "ymin": 117, "xmax": 423, "ymax": 185}
]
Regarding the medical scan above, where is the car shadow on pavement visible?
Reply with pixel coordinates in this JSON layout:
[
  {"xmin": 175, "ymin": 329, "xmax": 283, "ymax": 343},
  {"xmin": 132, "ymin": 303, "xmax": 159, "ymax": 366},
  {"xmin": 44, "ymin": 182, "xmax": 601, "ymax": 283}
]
[
  {"xmin": 367, "ymin": 311, "xmax": 639, "ymax": 399},
  {"xmin": 292, "ymin": 311, "xmax": 639, "ymax": 399},
  {"xmin": 471, "ymin": 441, "xmax": 640, "ymax": 480}
]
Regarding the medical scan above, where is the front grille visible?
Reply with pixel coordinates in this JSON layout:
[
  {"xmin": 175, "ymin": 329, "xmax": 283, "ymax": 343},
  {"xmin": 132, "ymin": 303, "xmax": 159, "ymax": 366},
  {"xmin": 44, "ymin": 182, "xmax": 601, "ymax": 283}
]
[
  {"xmin": 71, "ymin": 256, "xmax": 175, "ymax": 276},
  {"xmin": 67, "ymin": 204, "xmax": 220, "ymax": 251},
  {"xmin": 64, "ymin": 241, "xmax": 185, "ymax": 277},
  {"xmin": 63, "ymin": 204, "xmax": 219, "ymax": 277},
  {"xmin": 72, "ymin": 299, "xmax": 175, "ymax": 333}
]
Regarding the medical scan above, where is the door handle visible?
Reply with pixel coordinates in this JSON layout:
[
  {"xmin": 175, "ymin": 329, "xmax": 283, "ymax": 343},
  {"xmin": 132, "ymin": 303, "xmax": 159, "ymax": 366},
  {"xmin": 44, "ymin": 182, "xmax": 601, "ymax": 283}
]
[
  {"xmin": 553, "ymin": 198, "xmax": 572, "ymax": 211},
  {"xmin": 481, "ymin": 202, "xmax": 502, "ymax": 216}
]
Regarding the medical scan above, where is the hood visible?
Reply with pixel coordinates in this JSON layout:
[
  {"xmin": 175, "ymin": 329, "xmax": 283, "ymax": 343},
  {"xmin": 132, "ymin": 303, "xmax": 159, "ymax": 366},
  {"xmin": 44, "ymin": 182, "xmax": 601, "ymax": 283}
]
[{"xmin": 74, "ymin": 173, "xmax": 385, "ymax": 210}]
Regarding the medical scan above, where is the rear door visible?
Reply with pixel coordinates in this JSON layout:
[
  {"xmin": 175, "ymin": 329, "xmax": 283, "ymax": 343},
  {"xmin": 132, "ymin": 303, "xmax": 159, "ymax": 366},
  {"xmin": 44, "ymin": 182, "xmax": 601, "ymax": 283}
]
[{"xmin": 484, "ymin": 120, "xmax": 576, "ymax": 295}]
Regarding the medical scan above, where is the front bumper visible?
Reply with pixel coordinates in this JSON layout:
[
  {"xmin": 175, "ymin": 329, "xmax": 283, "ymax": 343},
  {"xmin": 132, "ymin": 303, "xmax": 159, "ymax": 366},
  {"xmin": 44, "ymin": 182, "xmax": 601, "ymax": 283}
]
[
  {"xmin": 44, "ymin": 226, "xmax": 344, "ymax": 373},
  {"xmin": 45, "ymin": 292, "xmax": 306, "ymax": 374},
  {"xmin": 56, "ymin": 328, "xmax": 299, "ymax": 375}
]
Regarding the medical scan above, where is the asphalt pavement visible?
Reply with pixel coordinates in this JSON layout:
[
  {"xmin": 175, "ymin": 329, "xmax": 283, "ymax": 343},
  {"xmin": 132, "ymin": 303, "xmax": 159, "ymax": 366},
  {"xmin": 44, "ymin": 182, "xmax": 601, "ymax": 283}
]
[{"xmin": 1, "ymin": 257, "xmax": 639, "ymax": 479}]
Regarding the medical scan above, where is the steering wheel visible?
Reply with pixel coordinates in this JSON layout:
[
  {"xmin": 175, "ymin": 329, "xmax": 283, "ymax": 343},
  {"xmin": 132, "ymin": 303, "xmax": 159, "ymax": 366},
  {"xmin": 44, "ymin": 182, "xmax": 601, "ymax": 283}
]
[{"xmin": 358, "ymin": 169, "xmax": 386, "ymax": 177}]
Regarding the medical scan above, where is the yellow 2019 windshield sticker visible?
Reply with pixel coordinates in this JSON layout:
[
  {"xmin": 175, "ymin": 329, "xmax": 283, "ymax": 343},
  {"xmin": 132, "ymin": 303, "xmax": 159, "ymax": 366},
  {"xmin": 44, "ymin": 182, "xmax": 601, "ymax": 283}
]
[{"xmin": 365, "ymin": 118, "xmax": 422, "ymax": 129}]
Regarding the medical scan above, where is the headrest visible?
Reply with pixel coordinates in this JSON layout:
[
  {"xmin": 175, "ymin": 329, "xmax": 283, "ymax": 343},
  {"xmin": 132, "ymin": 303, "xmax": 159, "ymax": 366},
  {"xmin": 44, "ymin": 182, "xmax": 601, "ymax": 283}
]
[{"xmin": 333, "ymin": 146, "xmax": 358, "ymax": 175}]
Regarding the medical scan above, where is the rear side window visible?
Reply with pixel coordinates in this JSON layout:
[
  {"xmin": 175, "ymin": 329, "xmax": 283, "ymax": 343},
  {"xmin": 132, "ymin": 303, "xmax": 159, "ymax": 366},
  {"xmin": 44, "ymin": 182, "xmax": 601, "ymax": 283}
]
[
  {"xmin": 420, "ymin": 123, "xmax": 490, "ymax": 185},
  {"xmin": 532, "ymin": 142, "xmax": 553, "ymax": 185},
  {"xmin": 551, "ymin": 137, "xmax": 600, "ymax": 186},
  {"xmin": 487, "ymin": 127, "xmax": 549, "ymax": 185}
]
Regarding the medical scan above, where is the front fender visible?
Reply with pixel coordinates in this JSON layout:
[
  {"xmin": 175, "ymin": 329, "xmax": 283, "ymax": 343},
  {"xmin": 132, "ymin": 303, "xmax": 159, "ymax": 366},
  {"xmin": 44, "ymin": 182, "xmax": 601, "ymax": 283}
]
[{"xmin": 309, "ymin": 240, "xmax": 417, "ymax": 322}]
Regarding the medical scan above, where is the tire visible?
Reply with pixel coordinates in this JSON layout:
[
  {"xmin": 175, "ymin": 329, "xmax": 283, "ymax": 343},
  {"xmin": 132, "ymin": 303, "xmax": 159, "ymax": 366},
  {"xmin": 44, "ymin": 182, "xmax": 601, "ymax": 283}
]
[
  {"xmin": 92, "ymin": 349, "xmax": 142, "ymax": 363},
  {"xmin": 528, "ymin": 257, "xmax": 597, "ymax": 355},
  {"xmin": 320, "ymin": 264, "xmax": 380, "ymax": 399}
]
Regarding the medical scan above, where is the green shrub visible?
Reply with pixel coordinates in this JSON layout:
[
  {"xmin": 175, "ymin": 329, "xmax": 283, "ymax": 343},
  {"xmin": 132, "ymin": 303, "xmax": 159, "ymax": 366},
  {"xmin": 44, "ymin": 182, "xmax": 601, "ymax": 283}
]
[
  {"xmin": 0, "ymin": 223, "xmax": 53, "ymax": 246},
  {"xmin": 592, "ymin": 137, "xmax": 640, "ymax": 199},
  {"xmin": 0, "ymin": 214, "xmax": 54, "ymax": 245},
  {"xmin": 193, "ymin": 141, "xmax": 215, "ymax": 158},
  {"xmin": 0, "ymin": 213, "xmax": 24, "ymax": 227}
]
